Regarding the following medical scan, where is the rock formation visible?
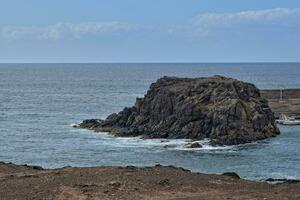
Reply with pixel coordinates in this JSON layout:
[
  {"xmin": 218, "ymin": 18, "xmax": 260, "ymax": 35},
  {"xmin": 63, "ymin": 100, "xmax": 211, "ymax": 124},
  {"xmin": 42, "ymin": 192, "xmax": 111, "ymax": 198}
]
[{"xmin": 79, "ymin": 76, "xmax": 279, "ymax": 145}]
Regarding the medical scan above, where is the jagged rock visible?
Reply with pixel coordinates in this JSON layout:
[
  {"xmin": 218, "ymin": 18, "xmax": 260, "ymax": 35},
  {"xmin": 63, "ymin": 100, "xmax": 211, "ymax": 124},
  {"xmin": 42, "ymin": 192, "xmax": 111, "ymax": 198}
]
[
  {"xmin": 185, "ymin": 142, "xmax": 203, "ymax": 148},
  {"xmin": 79, "ymin": 76, "xmax": 280, "ymax": 145},
  {"xmin": 79, "ymin": 119, "xmax": 104, "ymax": 129}
]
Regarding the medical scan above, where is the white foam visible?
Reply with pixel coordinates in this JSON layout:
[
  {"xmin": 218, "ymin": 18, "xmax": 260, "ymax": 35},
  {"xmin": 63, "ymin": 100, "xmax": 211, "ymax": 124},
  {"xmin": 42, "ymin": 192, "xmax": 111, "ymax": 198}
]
[
  {"xmin": 70, "ymin": 123, "xmax": 79, "ymax": 128},
  {"xmin": 77, "ymin": 128, "xmax": 235, "ymax": 151},
  {"xmin": 170, "ymin": 139, "xmax": 234, "ymax": 151},
  {"xmin": 110, "ymin": 136, "xmax": 234, "ymax": 151},
  {"xmin": 268, "ymin": 172, "xmax": 299, "ymax": 180}
]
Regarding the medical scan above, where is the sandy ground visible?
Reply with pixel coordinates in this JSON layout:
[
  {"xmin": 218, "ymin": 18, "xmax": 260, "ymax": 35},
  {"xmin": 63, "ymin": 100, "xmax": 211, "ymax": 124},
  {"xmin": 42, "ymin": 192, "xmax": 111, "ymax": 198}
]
[{"xmin": 0, "ymin": 162, "xmax": 299, "ymax": 200}]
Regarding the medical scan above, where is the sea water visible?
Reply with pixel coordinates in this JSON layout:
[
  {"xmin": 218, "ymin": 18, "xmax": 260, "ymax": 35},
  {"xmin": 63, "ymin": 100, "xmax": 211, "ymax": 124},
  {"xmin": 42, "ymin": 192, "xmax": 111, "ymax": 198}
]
[{"xmin": 0, "ymin": 63, "xmax": 299, "ymax": 180}]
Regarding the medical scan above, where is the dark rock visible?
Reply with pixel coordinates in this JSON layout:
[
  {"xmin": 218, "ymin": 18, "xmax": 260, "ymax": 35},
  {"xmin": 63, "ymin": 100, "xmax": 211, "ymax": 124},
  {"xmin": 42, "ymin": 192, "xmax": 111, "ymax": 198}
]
[
  {"xmin": 79, "ymin": 76, "xmax": 280, "ymax": 145},
  {"xmin": 79, "ymin": 119, "xmax": 104, "ymax": 129},
  {"xmin": 222, "ymin": 172, "xmax": 240, "ymax": 179},
  {"xmin": 22, "ymin": 164, "xmax": 44, "ymax": 170},
  {"xmin": 62, "ymin": 165, "xmax": 72, "ymax": 169},
  {"xmin": 167, "ymin": 165, "xmax": 191, "ymax": 172},
  {"xmin": 109, "ymin": 181, "xmax": 122, "ymax": 188},
  {"xmin": 160, "ymin": 140, "xmax": 170, "ymax": 143},
  {"xmin": 163, "ymin": 144, "xmax": 177, "ymax": 148},
  {"xmin": 32, "ymin": 165, "xmax": 44, "ymax": 170},
  {"xmin": 158, "ymin": 179, "xmax": 170, "ymax": 186},
  {"xmin": 125, "ymin": 166, "xmax": 137, "ymax": 170},
  {"xmin": 72, "ymin": 124, "xmax": 79, "ymax": 128},
  {"xmin": 185, "ymin": 142, "xmax": 202, "ymax": 148}
]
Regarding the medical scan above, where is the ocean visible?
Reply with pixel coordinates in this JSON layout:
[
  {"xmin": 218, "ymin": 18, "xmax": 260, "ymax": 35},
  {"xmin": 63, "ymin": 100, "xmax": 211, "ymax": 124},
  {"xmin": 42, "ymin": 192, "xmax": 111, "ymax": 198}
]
[{"xmin": 0, "ymin": 63, "xmax": 299, "ymax": 180}]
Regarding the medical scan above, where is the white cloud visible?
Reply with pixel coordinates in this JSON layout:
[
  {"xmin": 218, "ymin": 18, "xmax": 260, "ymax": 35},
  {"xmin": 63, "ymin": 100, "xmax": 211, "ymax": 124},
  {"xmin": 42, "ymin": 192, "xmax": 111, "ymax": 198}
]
[
  {"xmin": 191, "ymin": 8, "xmax": 300, "ymax": 33},
  {"xmin": 1, "ymin": 21, "xmax": 133, "ymax": 40}
]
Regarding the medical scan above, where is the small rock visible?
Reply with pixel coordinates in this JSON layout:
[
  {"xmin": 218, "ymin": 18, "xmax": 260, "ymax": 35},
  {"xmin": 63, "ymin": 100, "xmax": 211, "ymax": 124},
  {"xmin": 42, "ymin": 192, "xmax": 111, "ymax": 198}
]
[
  {"xmin": 185, "ymin": 142, "xmax": 202, "ymax": 148},
  {"xmin": 62, "ymin": 165, "xmax": 72, "ymax": 169},
  {"xmin": 222, "ymin": 172, "xmax": 240, "ymax": 179},
  {"xmin": 109, "ymin": 181, "xmax": 121, "ymax": 188},
  {"xmin": 158, "ymin": 179, "xmax": 170, "ymax": 186},
  {"xmin": 72, "ymin": 124, "xmax": 79, "ymax": 128},
  {"xmin": 167, "ymin": 165, "xmax": 190, "ymax": 172},
  {"xmin": 103, "ymin": 190, "xmax": 109, "ymax": 194},
  {"xmin": 32, "ymin": 165, "xmax": 44, "ymax": 170},
  {"xmin": 125, "ymin": 166, "xmax": 136, "ymax": 170},
  {"xmin": 163, "ymin": 144, "xmax": 177, "ymax": 148},
  {"xmin": 22, "ymin": 164, "xmax": 43, "ymax": 170}
]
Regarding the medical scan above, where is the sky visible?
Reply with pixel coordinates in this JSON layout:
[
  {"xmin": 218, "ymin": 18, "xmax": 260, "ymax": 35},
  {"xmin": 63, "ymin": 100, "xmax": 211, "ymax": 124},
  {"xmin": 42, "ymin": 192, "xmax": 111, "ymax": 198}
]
[{"xmin": 0, "ymin": 0, "xmax": 300, "ymax": 63}]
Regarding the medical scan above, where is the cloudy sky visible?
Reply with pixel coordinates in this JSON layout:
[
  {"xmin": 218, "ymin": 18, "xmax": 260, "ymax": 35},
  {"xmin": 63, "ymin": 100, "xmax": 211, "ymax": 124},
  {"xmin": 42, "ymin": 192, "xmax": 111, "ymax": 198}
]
[{"xmin": 0, "ymin": 0, "xmax": 299, "ymax": 62}]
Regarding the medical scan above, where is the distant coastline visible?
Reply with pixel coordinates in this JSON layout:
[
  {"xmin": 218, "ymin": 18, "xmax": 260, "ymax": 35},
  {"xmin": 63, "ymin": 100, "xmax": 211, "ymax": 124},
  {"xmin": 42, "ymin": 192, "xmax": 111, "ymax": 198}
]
[{"xmin": 261, "ymin": 89, "xmax": 300, "ymax": 117}]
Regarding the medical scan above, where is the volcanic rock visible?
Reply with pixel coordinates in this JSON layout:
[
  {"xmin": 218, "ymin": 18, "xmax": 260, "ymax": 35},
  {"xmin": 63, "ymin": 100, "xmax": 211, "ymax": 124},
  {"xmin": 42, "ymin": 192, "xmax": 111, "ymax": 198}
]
[
  {"xmin": 79, "ymin": 76, "xmax": 279, "ymax": 145},
  {"xmin": 185, "ymin": 142, "xmax": 203, "ymax": 148}
]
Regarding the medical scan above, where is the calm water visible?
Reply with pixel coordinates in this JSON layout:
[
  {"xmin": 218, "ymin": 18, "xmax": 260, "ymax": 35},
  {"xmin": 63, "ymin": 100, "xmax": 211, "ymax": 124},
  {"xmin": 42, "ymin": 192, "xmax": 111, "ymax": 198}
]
[{"xmin": 0, "ymin": 63, "xmax": 299, "ymax": 180}]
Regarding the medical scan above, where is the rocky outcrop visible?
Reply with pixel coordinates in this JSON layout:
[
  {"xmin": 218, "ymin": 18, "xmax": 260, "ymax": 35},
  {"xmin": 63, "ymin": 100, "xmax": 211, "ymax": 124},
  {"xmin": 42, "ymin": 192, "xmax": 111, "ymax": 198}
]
[{"xmin": 79, "ymin": 76, "xmax": 279, "ymax": 145}]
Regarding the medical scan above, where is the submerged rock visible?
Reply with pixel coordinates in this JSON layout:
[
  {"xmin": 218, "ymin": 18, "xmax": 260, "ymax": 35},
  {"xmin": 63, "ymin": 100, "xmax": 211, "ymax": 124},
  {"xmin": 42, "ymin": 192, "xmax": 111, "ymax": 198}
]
[{"xmin": 79, "ymin": 76, "xmax": 279, "ymax": 145}]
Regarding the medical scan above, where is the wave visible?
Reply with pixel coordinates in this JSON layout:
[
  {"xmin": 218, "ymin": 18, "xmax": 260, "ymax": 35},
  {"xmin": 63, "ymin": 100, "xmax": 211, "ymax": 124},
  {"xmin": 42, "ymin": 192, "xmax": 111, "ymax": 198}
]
[
  {"xmin": 72, "ymin": 124, "xmax": 235, "ymax": 150},
  {"xmin": 165, "ymin": 139, "xmax": 234, "ymax": 151},
  {"xmin": 101, "ymin": 134, "xmax": 234, "ymax": 151}
]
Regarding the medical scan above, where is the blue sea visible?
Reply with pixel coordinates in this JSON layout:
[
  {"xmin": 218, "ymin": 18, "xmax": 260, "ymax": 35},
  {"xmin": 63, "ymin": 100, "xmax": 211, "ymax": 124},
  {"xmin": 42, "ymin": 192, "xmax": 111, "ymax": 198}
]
[{"xmin": 0, "ymin": 63, "xmax": 299, "ymax": 180}]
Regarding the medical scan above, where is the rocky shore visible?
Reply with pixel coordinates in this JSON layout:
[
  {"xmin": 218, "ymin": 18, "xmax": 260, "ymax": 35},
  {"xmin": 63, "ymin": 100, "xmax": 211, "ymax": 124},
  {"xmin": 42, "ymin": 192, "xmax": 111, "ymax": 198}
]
[
  {"xmin": 0, "ymin": 162, "xmax": 299, "ymax": 200},
  {"xmin": 79, "ymin": 76, "xmax": 279, "ymax": 145}
]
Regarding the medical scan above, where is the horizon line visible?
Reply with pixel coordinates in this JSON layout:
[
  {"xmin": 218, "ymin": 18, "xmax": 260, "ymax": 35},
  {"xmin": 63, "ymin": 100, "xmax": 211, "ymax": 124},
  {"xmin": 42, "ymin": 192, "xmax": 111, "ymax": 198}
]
[{"xmin": 0, "ymin": 61, "xmax": 300, "ymax": 64}]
